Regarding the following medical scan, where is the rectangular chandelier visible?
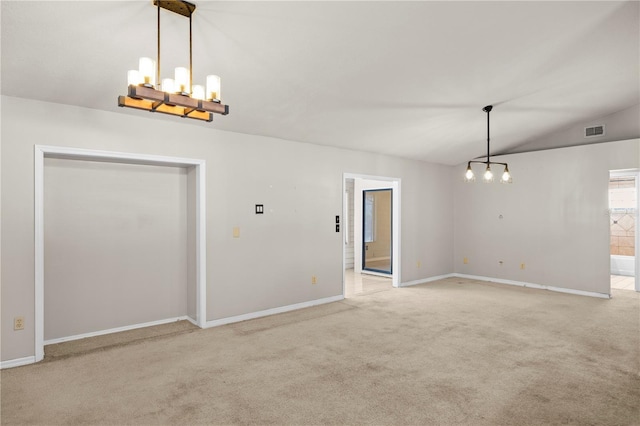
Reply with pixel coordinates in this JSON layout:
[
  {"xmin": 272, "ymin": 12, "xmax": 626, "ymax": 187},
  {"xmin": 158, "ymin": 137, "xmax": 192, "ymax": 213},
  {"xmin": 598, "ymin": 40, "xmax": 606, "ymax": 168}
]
[{"xmin": 118, "ymin": 0, "xmax": 230, "ymax": 123}]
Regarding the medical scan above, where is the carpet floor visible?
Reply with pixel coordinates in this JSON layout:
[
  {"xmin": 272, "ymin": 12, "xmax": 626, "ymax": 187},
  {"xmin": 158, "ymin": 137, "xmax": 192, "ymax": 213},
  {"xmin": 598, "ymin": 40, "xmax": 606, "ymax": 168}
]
[{"xmin": 1, "ymin": 277, "xmax": 639, "ymax": 425}]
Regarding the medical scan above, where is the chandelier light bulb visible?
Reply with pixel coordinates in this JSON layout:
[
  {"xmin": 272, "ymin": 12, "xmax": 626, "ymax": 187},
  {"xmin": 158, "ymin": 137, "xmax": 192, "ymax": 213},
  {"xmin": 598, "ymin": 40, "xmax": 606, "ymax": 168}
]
[
  {"xmin": 174, "ymin": 67, "xmax": 190, "ymax": 94},
  {"xmin": 162, "ymin": 78, "xmax": 175, "ymax": 94},
  {"xmin": 465, "ymin": 169, "xmax": 474, "ymax": 180},
  {"xmin": 464, "ymin": 164, "xmax": 475, "ymax": 182},
  {"xmin": 127, "ymin": 70, "xmax": 142, "ymax": 86},
  {"xmin": 206, "ymin": 75, "xmax": 221, "ymax": 102},
  {"xmin": 483, "ymin": 165, "xmax": 494, "ymax": 183},
  {"xmin": 138, "ymin": 57, "xmax": 156, "ymax": 87},
  {"xmin": 500, "ymin": 166, "xmax": 512, "ymax": 184},
  {"xmin": 191, "ymin": 84, "xmax": 205, "ymax": 100}
]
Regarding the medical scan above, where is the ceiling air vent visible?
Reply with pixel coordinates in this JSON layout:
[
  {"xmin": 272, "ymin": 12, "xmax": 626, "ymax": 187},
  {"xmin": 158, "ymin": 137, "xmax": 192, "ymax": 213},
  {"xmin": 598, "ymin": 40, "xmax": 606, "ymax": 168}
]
[{"xmin": 585, "ymin": 125, "xmax": 605, "ymax": 138}]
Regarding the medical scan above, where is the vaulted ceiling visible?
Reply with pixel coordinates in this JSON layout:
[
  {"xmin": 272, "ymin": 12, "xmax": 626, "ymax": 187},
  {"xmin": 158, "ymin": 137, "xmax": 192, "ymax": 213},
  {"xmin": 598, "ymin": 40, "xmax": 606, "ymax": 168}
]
[{"xmin": 2, "ymin": 1, "xmax": 638, "ymax": 165}]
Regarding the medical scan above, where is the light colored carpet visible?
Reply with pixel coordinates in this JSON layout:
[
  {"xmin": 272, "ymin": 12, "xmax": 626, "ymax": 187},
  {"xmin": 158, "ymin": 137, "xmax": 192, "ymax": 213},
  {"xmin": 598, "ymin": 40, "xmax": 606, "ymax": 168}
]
[{"xmin": 2, "ymin": 278, "xmax": 639, "ymax": 425}]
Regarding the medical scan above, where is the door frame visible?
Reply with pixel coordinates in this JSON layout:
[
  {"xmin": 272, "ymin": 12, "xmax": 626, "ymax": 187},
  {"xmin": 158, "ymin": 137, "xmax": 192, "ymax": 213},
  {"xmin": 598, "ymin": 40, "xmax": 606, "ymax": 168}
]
[
  {"xmin": 34, "ymin": 145, "xmax": 207, "ymax": 362},
  {"xmin": 609, "ymin": 169, "xmax": 639, "ymax": 292},
  {"xmin": 362, "ymin": 188, "xmax": 393, "ymax": 275},
  {"xmin": 342, "ymin": 173, "xmax": 401, "ymax": 295}
]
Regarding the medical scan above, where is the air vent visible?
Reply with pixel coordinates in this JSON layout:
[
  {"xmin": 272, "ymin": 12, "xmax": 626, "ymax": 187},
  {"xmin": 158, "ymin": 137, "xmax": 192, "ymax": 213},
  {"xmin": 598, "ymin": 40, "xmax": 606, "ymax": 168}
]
[{"xmin": 585, "ymin": 125, "xmax": 605, "ymax": 138}]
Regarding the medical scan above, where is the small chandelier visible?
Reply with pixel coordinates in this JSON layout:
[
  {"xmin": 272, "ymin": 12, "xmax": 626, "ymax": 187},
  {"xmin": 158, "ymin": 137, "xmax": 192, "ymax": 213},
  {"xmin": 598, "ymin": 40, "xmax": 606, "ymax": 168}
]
[
  {"xmin": 464, "ymin": 105, "xmax": 512, "ymax": 184},
  {"xmin": 118, "ymin": 0, "xmax": 229, "ymax": 122}
]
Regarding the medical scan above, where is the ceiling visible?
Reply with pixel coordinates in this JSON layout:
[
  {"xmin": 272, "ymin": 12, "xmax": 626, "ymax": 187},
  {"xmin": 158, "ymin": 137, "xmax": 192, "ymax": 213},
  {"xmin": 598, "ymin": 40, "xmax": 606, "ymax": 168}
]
[{"xmin": 2, "ymin": 1, "xmax": 639, "ymax": 165}]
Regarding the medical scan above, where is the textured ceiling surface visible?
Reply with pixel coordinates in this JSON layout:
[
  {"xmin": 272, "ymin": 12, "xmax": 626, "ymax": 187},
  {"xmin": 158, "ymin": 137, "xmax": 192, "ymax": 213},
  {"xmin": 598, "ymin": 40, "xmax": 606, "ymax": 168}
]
[{"xmin": 2, "ymin": 1, "xmax": 639, "ymax": 165}]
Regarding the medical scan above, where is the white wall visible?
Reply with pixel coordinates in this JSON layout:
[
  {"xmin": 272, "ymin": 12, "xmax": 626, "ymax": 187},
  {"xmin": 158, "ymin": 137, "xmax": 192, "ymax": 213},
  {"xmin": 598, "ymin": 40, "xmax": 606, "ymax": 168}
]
[
  {"xmin": 43, "ymin": 158, "xmax": 189, "ymax": 340},
  {"xmin": 0, "ymin": 95, "xmax": 454, "ymax": 362},
  {"xmin": 454, "ymin": 139, "xmax": 639, "ymax": 295}
]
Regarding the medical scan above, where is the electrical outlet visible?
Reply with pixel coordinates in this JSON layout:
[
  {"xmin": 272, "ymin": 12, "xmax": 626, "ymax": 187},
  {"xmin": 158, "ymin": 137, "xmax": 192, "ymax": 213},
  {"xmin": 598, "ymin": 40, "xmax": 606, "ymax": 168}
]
[
  {"xmin": 14, "ymin": 316, "xmax": 25, "ymax": 331},
  {"xmin": 520, "ymin": 263, "xmax": 526, "ymax": 270},
  {"xmin": 311, "ymin": 276, "xmax": 317, "ymax": 285},
  {"xmin": 463, "ymin": 257, "xmax": 469, "ymax": 264}
]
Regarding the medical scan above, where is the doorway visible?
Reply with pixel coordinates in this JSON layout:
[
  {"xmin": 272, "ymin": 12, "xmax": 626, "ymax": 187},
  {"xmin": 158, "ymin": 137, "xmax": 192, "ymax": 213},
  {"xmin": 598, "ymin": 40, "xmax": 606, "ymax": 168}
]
[
  {"xmin": 609, "ymin": 170, "xmax": 639, "ymax": 292},
  {"xmin": 342, "ymin": 174, "xmax": 400, "ymax": 297}
]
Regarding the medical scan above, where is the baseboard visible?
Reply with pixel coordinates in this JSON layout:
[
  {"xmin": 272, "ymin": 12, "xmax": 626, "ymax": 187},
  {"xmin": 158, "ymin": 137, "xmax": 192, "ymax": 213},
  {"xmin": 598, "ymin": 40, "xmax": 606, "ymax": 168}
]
[
  {"xmin": 454, "ymin": 274, "xmax": 610, "ymax": 299},
  {"xmin": 204, "ymin": 295, "xmax": 344, "ymax": 328},
  {"xmin": 1, "ymin": 356, "xmax": 36, "ymax": 370},
  {"xmin": 611, "ymin": 268, "xmax": 634, "ymax": 276},
  {"xmin": 4, "ymin": 298, "xmax": 347, "ymax": 368},
  {"xmin": 3, "ymin": 275, "xmax": 607, "ymax": 370},
  {"xmin": 399, "ymin": 273, "xmax": 455, "ymax": 287},
  {"xmin": 611, "ymin": 255, "xmax": 635, "ymax": 277},
  {"xmin": 43, "ymin": 316, "xmax": 191, "ymax": 345},
  {"xmin": 184, "ymin": 316, "xmax": 199, "ymax": 327}
]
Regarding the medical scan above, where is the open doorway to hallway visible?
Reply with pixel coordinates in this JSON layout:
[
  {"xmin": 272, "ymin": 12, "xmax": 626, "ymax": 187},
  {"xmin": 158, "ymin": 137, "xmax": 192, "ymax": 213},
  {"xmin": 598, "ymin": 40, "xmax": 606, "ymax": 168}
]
[
  {"xmin": 609, "ymin": 170, "xmax": 639, "ymax": 292},
  {"xmin": 343, "ymin": 175, "xmax": 400, "ymax": 297}
]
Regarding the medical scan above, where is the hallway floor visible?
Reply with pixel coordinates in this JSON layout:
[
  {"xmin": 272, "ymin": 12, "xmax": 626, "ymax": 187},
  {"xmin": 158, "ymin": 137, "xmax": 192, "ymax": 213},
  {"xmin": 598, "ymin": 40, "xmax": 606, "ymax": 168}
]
[
  {"xmin": 611, "ymin": 274, "xmax": 636, "ymax": 291},
  {"xmin": 344, "ymin": 268, "xmax": 392, "ymax": 297}
]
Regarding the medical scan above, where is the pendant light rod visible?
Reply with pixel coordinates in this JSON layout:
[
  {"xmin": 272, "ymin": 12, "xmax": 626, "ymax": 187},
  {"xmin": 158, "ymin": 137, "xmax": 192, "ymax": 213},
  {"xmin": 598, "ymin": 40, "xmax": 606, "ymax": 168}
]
[
  {"xmin": 464, "ymin": 105, "xmax": 512, "ymax": 184},
  {"xmin": 483, "ymin": 105, "xmax": 493, "ymax": 163},
  {"xmin": 155, "ymin": 1, "xmax": 195, "ymax": 90},
  {"xmin": 189, "ymin": 12, "xmax": 193, "ymax": 98},
  {"xmin": 157, "ymin": 1, "xmax": 161, "ymax": 87}
]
